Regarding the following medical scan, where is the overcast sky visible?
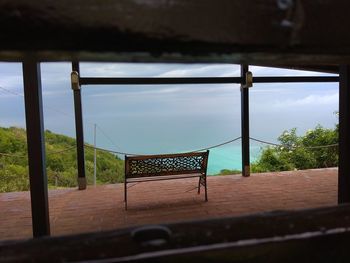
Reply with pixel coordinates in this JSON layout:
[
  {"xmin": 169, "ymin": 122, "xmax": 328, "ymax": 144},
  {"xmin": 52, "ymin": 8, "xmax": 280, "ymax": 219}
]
[{"xmin": 0, "ymin": 62, "xmax": 338, "ymax": 154}]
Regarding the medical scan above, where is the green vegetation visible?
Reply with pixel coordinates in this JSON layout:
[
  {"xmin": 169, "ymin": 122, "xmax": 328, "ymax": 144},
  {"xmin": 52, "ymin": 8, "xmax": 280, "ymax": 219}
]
[
  {"xmin": 252, "ymin": 124, "xmax": 338, "ymax": 173},
  {"xmin": 217, "ymin": 169, "xmax": 241, "ymax": 175},
  {"xmin": 0, "ymin": 127, "xmax": 124, "ymax": 192},
  {"xmin": 216, "ymin": 124, "xmax": 338, "ymax": 176}
]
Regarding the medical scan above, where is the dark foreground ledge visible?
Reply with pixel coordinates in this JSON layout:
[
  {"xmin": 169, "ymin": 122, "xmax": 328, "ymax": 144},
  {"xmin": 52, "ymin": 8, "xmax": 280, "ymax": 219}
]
[{"xmin": 1, "ymin": 204, "xmax": 350, "ymax": 262}]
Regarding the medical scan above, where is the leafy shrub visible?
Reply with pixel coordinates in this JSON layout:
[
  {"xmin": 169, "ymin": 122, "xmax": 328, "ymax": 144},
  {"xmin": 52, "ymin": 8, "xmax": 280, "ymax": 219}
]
[{"xmin": 251, "ymin": 124, "xmax": 338, "ymax": 173}]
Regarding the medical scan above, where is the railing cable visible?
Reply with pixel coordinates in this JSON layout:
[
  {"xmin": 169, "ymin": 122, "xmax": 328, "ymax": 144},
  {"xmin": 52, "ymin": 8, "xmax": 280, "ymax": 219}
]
[
  {"xmin": 84, "ymin": 136, "xmax": 242, "ymax": 156},
  {"xmin": 0, "ymin": 136, "xmax": 339, "ymax": 159},
  {"xmin": 0, "ymin": 146, "xmax": 76, "ymax": 158},
  {"xmin": 96, "ymin": 125, "xmax": 121, "ymax": 151},
  {"xmin": 189, "ymin": 136, "xmax": 242, "ymax": 153},
  {"xmin": 249, "ymin": 137, "xmax": 338, "ymax": 149}
]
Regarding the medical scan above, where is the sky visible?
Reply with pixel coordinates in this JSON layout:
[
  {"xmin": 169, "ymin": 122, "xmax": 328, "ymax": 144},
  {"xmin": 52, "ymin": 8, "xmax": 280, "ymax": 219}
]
[{"xmin": 0, "ymin": 62, "xmax": 339, "ymax": 159}]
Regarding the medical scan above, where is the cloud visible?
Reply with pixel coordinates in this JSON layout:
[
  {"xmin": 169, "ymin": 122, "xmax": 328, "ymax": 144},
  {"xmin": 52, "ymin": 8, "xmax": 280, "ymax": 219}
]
[
  {"xmin": 250, "ymin": 87, "xmax": 287, "ymax": 93},
  {"xmin": 157, "ymin": 64, "xmax": 239, "ymax": 77},
  {"xmin": 79, "ymin": 63, "xmax": 127, "ymax": 77},
  {"xmin": 88, "ymin": 87, "xmax": 183, "ymax": 97},
  {"xmin": 250, "ymin": 66, "xmax": 337, "ymax": 77},
  {"xmin": 272, "ymin": 93, "xmax": 338, "ymax": 109},
  {"xmin": 85, "ymin": 82, "xmax": 241, "ymax": 100},
  {"xmin": 79, "ymin": 62, "xmax": 187, "ymax": 77}
]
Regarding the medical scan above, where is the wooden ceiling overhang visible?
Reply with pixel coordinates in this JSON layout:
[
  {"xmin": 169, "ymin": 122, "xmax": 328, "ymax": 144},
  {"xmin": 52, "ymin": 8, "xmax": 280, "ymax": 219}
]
[{"xmin": 0, "ymin": 0, "xmax": 348, "ymax": 73}]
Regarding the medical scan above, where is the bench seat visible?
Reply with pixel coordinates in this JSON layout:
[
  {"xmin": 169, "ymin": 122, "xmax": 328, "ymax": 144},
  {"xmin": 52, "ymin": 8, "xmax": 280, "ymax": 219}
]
[
  {"xmin": 124, "ymin": 151, "xmax": 209, "ymax": 210},
  {"xmin": 126, "ymin": 173, "xmax": 203, "ymax": 183}
]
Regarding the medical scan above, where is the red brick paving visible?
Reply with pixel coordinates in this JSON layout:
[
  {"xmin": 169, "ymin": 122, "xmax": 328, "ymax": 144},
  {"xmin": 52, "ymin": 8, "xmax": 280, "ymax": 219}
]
[{"xmin": 0, "ymin": 168, "xmax": 337, "ymax": 241}]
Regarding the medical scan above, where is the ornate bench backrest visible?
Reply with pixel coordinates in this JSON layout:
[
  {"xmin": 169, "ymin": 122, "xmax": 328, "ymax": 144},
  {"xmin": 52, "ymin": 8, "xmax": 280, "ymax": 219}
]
[{"xmin": 125, "ymin": 151, "xmax": 209, "ymax": 179}]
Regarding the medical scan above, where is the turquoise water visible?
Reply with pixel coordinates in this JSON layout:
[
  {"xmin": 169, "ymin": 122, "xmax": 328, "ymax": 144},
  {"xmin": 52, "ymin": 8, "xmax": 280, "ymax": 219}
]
[
  {"xmin": 111, "ymin": 142, "xmax": 263, "ymax": 175},
  {"xmin": 207, "ymin": 144, "xmax": 262, "ymax": 175}
]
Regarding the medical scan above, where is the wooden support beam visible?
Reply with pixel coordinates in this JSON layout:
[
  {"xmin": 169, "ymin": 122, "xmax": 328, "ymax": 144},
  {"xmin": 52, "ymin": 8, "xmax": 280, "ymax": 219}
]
[
  {"xmin": 71, "ymin": 62, "xmax": 86, "ymax": 190},
  {"xmin": 339, "ymin": 65, "xmax": 350, "ymax": 203},
  {"xmin": 79, "ymin": 76, "xmax": 339, "ymax": 86},
  {"xmin": 22, "ymin": 61, "xmax": 50, "ymax": 237},
  {"xmin": 241, "ymin": 65, "xmax": 250, "ymax": 177},
  {"xmin": 1, "ymin": 1, "xmax": 350, "ymax": 66}
]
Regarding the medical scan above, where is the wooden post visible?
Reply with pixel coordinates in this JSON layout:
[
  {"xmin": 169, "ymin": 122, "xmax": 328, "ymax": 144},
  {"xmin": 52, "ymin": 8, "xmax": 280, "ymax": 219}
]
[
  {"xmin": 241, "ymin": 65, "xmax": 250, "ymax": 177},
  {"xmin": 23, "ymin": 61, "xmax": 50, "ymax": 237},
  {"xmin": 72, "ymin": 62, "xmax": 87, "ymax": 190},
  {"xmin": 339, "ymin": 65, "xmax": 350, "ymax": 203}
]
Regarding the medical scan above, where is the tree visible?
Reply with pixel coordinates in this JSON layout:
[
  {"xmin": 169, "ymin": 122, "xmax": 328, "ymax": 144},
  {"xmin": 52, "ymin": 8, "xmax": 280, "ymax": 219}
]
[{"xmin": 251, "ymin": 124, "xmax": 338, "ymax": 173}]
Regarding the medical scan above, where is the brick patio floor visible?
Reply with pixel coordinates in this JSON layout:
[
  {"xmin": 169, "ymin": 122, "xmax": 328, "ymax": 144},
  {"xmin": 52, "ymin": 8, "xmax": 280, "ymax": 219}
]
[{"xmin": 0, "ymin": 168, "xmax": 337, "ymax": 241}]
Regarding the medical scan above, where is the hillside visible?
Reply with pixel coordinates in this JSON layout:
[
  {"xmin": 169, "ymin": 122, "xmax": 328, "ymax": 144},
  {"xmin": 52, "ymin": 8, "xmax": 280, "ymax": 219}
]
[{"xmin": 0, "ymin": 127, "xmax": 124, "ymax": 192}]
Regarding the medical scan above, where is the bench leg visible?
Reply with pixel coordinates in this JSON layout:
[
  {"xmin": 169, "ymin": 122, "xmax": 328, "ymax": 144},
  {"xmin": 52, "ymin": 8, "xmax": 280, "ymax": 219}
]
[
  {"xmin": 197, "ymin": 177, "xmax": 201, "ymax": 194},
  {"xmin": 124, "ymin": 181, "xmax": 127, "ymax": 210}
]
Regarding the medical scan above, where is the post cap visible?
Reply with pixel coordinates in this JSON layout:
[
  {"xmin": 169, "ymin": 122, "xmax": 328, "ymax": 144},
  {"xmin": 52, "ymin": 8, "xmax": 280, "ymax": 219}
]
[{"xmin": 71, "ymin": 71, "xmax": 80, "ymax": 90}]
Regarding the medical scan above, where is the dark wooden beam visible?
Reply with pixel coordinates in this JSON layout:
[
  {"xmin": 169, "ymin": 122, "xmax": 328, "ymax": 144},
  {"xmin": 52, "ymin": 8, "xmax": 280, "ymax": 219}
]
[
  {"xmin": 1, "ymin": 1, "xmax": 350, "ymax": 66},
  {"xmin": 79, "ymin": 76, "xmax": 338, "ymax": 86},
  {"xmin": 2, "ymin": 204, "xmax": 350, "ymax": 262},
  {"xmin": 339, "ymin": 65, "xmax": 350, "ymax": 203},
  {"xmin": 80, "ymin": 77, "xmax": 242, "ymax": 85},
  {"xmin": 22, "ymin": 61, "xmax": 50, "ymax": 237},
  {"xmin": 241, "ymin": 65, "xmax": 250, "ymax": 177},
  {"xmin": 72, "ymin": 62, "xmax": 86, "ymax": 190}
]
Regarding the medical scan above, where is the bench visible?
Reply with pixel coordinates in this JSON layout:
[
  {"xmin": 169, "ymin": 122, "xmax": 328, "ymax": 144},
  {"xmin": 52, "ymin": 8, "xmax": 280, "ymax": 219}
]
[{"xmin": 124, "ymin": 151, "xmax": 209, "ymax": 210}]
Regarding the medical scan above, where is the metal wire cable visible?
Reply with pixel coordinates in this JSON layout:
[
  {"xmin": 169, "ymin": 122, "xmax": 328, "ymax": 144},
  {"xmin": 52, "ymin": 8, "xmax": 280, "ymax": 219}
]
[
  {"xmin": 0, "ymin": 146, "xmax": 76, "ymax": 158},
  {"xmin": 0, "ymin": 89, "xmax": 10, "ymax": 96},
  {"xmin": 0, "ymin": 152, "xmax": 25, "ymax": 158},
  {"xmin": 47, "ymin": 146, "xmax": 76, "ymax": 154},
  {"xmin": 96, "ymin": 125, "xmax": 121, "ymax": 151},
  {"xmin": 0, "ymin": 85, "xmax": 75, "ymax": 118},
  {"xmin": 0, "ymin": 85, "xmax": 97, "ymax": 126},
  {"xmin": 84, "ymin": 136, "xmax": 242, "ymax": 156},
  {"xmin": 249, "ymin": 137, "xmax": 338, "ymax": 149},
  {"xmin": 84, "ymin": 144, "xmax": 141, "ymax": 156},
  {"xmin": 249, "ymin": 137, "xmax": 284, "ymax": 147},
  {"xmin": 0, "ymin": 86, "xmax": 23, "ymax": 97},
  {"xmin": 0, "ymin": 136, "xmax": 339, "ymax": 160},
  {"xmin": 188, "ymin": 136, "xmax": 242, "ymax": 153},
  {"xmin": 300, "ymin": 144, "xmax": 338, "ymax": 149}
]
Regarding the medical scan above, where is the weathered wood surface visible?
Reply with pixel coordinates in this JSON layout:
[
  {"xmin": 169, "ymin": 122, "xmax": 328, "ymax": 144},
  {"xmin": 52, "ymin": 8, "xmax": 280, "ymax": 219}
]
[
  {"xmin": 0, "ymin": 0, "xmax": 350, "ymax": 66},
  {"xmin": 1, "ymin": 204, "xmax": 350, "ymax": 262}
]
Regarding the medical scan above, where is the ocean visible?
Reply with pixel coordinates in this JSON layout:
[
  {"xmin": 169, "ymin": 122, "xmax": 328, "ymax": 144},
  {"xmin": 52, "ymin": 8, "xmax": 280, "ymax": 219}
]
[
  {"xmin": 93, "ymin": 128, "xmax": 264, "ymax": 175},
  {"xmin": 206, "ymin": 144, "xmax": 262, "ymax": 175},
  {"xmin": 111, "ymin": 143, "xmax": 263, "ymax": 175},
  {"xmin": 82, "ymin": 114, "xmax": 266, "ymax": 176}
]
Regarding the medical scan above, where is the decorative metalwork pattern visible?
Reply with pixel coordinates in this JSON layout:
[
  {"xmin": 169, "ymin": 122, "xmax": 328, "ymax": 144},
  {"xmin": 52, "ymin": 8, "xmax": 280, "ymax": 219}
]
[
  {"xmin": 128, "ymin": 155, "xmax": 205, "ymax": 177},
  {"xmin": 124, "ymin": 151, "xmax": 209, "ymax": 209}
]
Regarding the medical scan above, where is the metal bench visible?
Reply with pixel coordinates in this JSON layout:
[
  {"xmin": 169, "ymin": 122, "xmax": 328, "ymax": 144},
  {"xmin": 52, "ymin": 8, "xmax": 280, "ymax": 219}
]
[{"xmin": 124, "ymin": 151, "xmax": 209, "ymax": 210}]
